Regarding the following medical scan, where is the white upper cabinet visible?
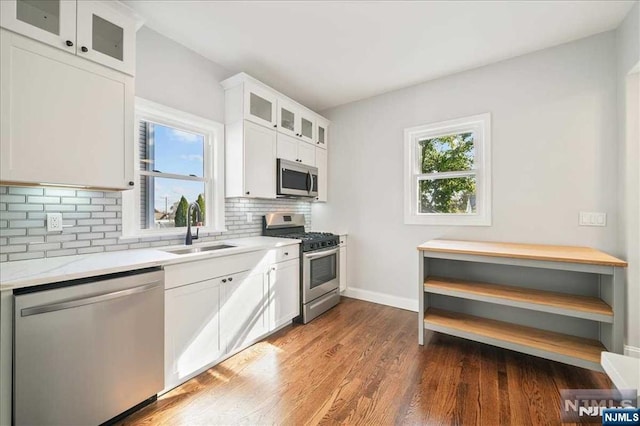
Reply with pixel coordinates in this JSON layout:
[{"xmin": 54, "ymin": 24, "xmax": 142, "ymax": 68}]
[
  {"xmin": 0, "ymin": 0, "xmax": 76, "ymax": 53},
  {"xmin": 299, "ymin": 111, "xmax": 315, "ymax": 144},
  {"xmin": 221, "ymin": 73, "xmax": 329, "ymax": 199},
  {"xmin": 245, "ymin": 82, "xmax": 278, "ymax": 128},
  {"xmin": 315, "ymin": 117, "xmax": 329, "ymax": 150},
  {"xmin": 0, "ymin": 29, "xmax": 134, "ymax": 190},
  {"xmin": 277, "ymin": 98, "xmax": 299, "ymax": 138},
  {"xmin": 0, "ymin": 0, "xmax": 138, "ymax": 76},
  {"xmin": 277, "ymin": 99, "xmax": 315, "ymax": 144},
  {"xmin": 277, "ymin": 133, "xmax": 315, "ymax": 167},
  {"xmin": 315, "ymin": 147, "xmax": 327, "ymax": 202},
  {"xmin": 225, "ymin": 119, "xmax": 277, "ymax": 198},
  {"xmin": 75, "ymin": 1, "xmax": 136, "ymax": 75}
]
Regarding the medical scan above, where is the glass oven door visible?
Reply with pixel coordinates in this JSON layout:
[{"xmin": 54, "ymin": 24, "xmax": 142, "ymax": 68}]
[{"xmin": 303, "ymin": 247, "xmax": 340, "ymax": 303}]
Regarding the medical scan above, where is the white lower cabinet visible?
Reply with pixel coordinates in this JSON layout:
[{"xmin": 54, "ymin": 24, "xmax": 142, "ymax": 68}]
[
  {"xmin": 268, "ymin": 259, "xmax": 300, "ymax": 330},
  {"xmin": 164, "ymin": 277, "xmax": 224, "ymax": 391},
  {"xmin": 163, "ymin": 246, "xmax": 299, "ymax": 392},
  {"xmin": 339, "ymin": 235, "xmax": 347, "ymax": 292},
  {"xmin": 222, "ymin": 270, "xmax": 269, "ymax": 353}
]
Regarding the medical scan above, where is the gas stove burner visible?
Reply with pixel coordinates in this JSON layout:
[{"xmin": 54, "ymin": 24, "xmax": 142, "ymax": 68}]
[
  {"xmin": 273, "ymin": 232, "xmax": 335, "ymax": 240},
  {"xmin": 262, "ymin": 213, "xmax": 340, "ymax": 252},
  {"xmin": 271, "ymin": 231, "xmax": 339, "ymax": 251}
]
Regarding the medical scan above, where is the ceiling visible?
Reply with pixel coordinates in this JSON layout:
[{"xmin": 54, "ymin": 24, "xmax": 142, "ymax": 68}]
[{"xmin": 125, "ymin": 1, "xmax": 636, "ymax": 111}]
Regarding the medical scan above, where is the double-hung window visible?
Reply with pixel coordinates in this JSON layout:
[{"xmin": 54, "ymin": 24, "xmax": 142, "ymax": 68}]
[
  {"xmin": 122, "ymin": 98, "xmax": 225, "ymax": 236},
  {"xmin": 404, "ymin": 113, "xmax": 491, "ymax": 226}
]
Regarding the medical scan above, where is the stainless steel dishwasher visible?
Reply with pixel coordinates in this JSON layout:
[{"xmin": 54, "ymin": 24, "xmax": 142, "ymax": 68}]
[{"xmin": 14, "ymin": 269, "xmax": 164, "ymax": 426}]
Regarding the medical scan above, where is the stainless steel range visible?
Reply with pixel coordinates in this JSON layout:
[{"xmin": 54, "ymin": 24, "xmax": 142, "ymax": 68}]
[{"xmin": 263, "ymin": 213, "xmax": 340, "ymax": 323}]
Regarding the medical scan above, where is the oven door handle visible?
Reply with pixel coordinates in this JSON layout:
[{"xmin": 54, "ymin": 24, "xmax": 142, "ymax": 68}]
[
  {"xmin": 306, "ymin": 172, "xmax": 311, "ymax": 192},
  {"xmin": 305, "ymin": 247, "xmax": 339, "ymax": 259}
]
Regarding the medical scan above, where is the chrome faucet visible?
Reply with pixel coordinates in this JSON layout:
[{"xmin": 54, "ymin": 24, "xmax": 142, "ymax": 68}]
[{"xmin": 185, "ymin": 202, "xmax": 202, "ymax": 245}]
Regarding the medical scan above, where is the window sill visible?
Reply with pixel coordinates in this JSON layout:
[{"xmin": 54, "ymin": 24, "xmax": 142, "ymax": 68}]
[
  {"xmin": 404, "ymin": 214, "xmax": 491, "ymax": 227},
  {"xmin": 119, "ymin": 227, "xmax": 228, "ymax": 242}
]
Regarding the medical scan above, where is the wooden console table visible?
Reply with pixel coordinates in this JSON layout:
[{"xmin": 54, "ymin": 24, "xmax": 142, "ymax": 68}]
[{"xmin": 418, "ymin": 239, "xmax": 627, "ymax": 371}]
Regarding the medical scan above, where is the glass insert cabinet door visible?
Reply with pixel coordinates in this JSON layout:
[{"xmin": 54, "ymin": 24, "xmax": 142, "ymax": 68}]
[
  {"xmin": 300, "ymin": 116, "xmax": 314, "ymax": 142},
  {"xmin": 245, "ymin": 82, "xmax": 277, "ymax": 128},
  {"xmin": 277, "ymin": 99, "xmax": 299, "ymax": 138},
  {"xmin": 0, "ymin": 0, "xmax": 77, "ymax": 53},
  {"xmin": 316, "ymin": 120, "xmax": 328, "ymax": 148},
  {"xmin": 75, "ymin": 1, "xmax": 136, "ymax": 75}
]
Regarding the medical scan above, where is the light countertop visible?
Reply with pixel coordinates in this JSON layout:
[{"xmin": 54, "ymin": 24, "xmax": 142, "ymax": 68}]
[
  {"xmin": 0, "ymin": 236, "xmax": 300, "ymax": 291},
  {"xmin": 601, "ymin": 352, "xmax": 640, "ymax": 397}
]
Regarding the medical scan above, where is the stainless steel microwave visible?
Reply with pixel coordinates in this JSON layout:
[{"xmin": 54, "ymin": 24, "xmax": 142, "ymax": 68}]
[{"xmin": 277, "ymin": 159, "xmax": 318, "ymax": 198}]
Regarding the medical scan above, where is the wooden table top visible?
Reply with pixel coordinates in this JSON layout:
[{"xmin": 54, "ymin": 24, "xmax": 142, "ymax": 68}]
[{"xmin": 418, "ymin": 239, "xmax": 627, "ymax": 267}]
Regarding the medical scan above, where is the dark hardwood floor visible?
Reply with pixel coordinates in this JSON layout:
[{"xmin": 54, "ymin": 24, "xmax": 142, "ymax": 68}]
[{"xmin": 118, "ymin": 297, "xmax": 612, "ymax": 425}]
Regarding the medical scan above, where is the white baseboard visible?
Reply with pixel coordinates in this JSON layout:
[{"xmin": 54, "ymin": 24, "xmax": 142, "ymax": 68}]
[
  {"xmin": 343, "ymin": 287, "xmax": 418, "ymax": 312},
  {"xmin": 625, "ymin": 345, "xmax": 640, "ymax": 358}
]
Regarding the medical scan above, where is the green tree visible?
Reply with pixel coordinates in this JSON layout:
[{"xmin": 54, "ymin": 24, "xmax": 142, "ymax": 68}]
[
  {"xmin": 194, "ymin": 193, "xmax": 205, "ymax": 225},
  {"xmin": 419, "ymin": 133, "xmax": 475, "ymax": 213},
  {"xmin": 174, "ymin": 196, "xmax": 189, "ymax": 227}
]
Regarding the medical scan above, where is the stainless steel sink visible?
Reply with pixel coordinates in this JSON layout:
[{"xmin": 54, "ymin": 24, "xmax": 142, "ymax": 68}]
[{"xmin": 164, "ymin": 244, "xmax": 237, "ymax": 255}]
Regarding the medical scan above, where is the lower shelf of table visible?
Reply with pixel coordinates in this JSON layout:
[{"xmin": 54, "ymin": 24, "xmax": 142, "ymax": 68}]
[{"xmin": 423, "ymin": 308, "xmax": 605, "ymax": 371}]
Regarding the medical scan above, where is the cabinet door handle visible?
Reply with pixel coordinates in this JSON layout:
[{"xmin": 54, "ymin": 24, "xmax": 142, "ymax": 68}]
[
  {"xmin": 65, "ymin": 40, "xmax": 74, "ymax": 47},
  {"xmin": 81, "ymin": 46, "xmax": 89, "ymax": 53},
  {"xmin": 284, "ymin": 252, "xmax": 288, "ymax": 256},
  {"xmin": 245, "ymin": 191, "xmax": 250, "ymax": 195},
  {"xmin": 228, "ymin": 277, "xmax": 233, "ymax": 282},
  {"xmin": 222, "ymin": 279, "xmax": 227, "ymax": 283},
  {"xmin": 273, "ymin": 124, "xmax": 277, "ymax": 128}
]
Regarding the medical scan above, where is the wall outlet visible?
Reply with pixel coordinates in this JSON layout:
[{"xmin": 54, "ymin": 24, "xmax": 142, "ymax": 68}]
[
  {"xmin": 246, "ymin": 213, "xmax": 253, "ymax": 223},
  {"xmin": 46, "ymin": 213, "xmax": 63, "ymax": 232},
  {"xmin": 579, "ymin": 211, "xmax": 606, "ymax": 227}
]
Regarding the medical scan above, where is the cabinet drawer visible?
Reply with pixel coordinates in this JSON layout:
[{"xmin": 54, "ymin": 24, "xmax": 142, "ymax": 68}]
[
  {"xmin": 164, "ymin": 250, "xmax": 267, "ymax": 290},
  {"xmin": 275, "ymin": 246, "xmax": 299, "ymax": 263}
]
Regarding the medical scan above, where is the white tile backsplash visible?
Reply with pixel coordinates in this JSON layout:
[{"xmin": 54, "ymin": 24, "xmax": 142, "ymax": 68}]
[{"xmin": 0, "ymin": 186, "xmax": 311, "ymax": 262}]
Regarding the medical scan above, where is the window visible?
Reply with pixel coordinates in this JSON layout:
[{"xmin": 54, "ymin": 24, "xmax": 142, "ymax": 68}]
[
  {"xmin": 404, "ymin": 113, "xmax": 491, "ymax": 226},
  {"xmin": 122, "ymin": 98, "xmax": 225, "ymax": 236}
]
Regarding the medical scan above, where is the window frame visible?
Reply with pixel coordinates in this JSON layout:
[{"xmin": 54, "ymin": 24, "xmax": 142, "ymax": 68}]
[
  {"xmin": 403, "ymin": 113, "xmax": 492, "ymax": 226},
  {"xmin": 122, "ymin": 97, "xmax": 226, "ymax": 237}
]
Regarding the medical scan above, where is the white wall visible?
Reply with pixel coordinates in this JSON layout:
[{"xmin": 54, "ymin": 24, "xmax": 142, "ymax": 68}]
[
  {"xmin": 313, "ymin": 32, "xmax": 619, "ymax": 310},
  {"xmin": 136, "ymin": 27, "xmax": 232, "ymax": 123},
  {"xmin": 615, "ymin": 2, "xmax": 640, "ymax": 352}
]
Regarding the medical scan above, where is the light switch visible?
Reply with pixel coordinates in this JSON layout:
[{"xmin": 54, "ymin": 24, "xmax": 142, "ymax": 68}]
[
  {"xmin": 46, "ymin": 213, "xmax": 63, "ymax": 232},
  {"xmin": 579, "ymin": 212, "xmax": 606, "ymax": 227}
]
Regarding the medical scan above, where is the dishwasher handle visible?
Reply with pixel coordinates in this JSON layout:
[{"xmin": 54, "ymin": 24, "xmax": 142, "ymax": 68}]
[{"xmin": 20, "ymin": 281, "xmax": 161, "ymax": 317}]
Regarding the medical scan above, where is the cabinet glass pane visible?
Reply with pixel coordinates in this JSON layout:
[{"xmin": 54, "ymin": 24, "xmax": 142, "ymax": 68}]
[
  {"xmin": 301, "ymin": 117, "xmax": 313, "ymax": 139},
  {"xmin": 16, "ymin": 0, "xmax": 60, "ymax": 35},
  {"xmin": 280, "ymin": 108, "xmax": 295, "ymax": 132},
  {"xmin": 92, "ymin": 14, "xmax": 124, "ymax": 61},
  {"xmin": 249, "ymin": 93, "xmax": 272, "ymax": 123},
  {"xmin": 318, "ymin": 126, "xmax": 325, "ymax": 144}
]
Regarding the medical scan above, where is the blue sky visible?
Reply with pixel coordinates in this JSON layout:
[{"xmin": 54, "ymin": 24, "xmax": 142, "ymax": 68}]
[{"xmin": 151, "ymin": 124, "xmax": 205, "ymax": 214}]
